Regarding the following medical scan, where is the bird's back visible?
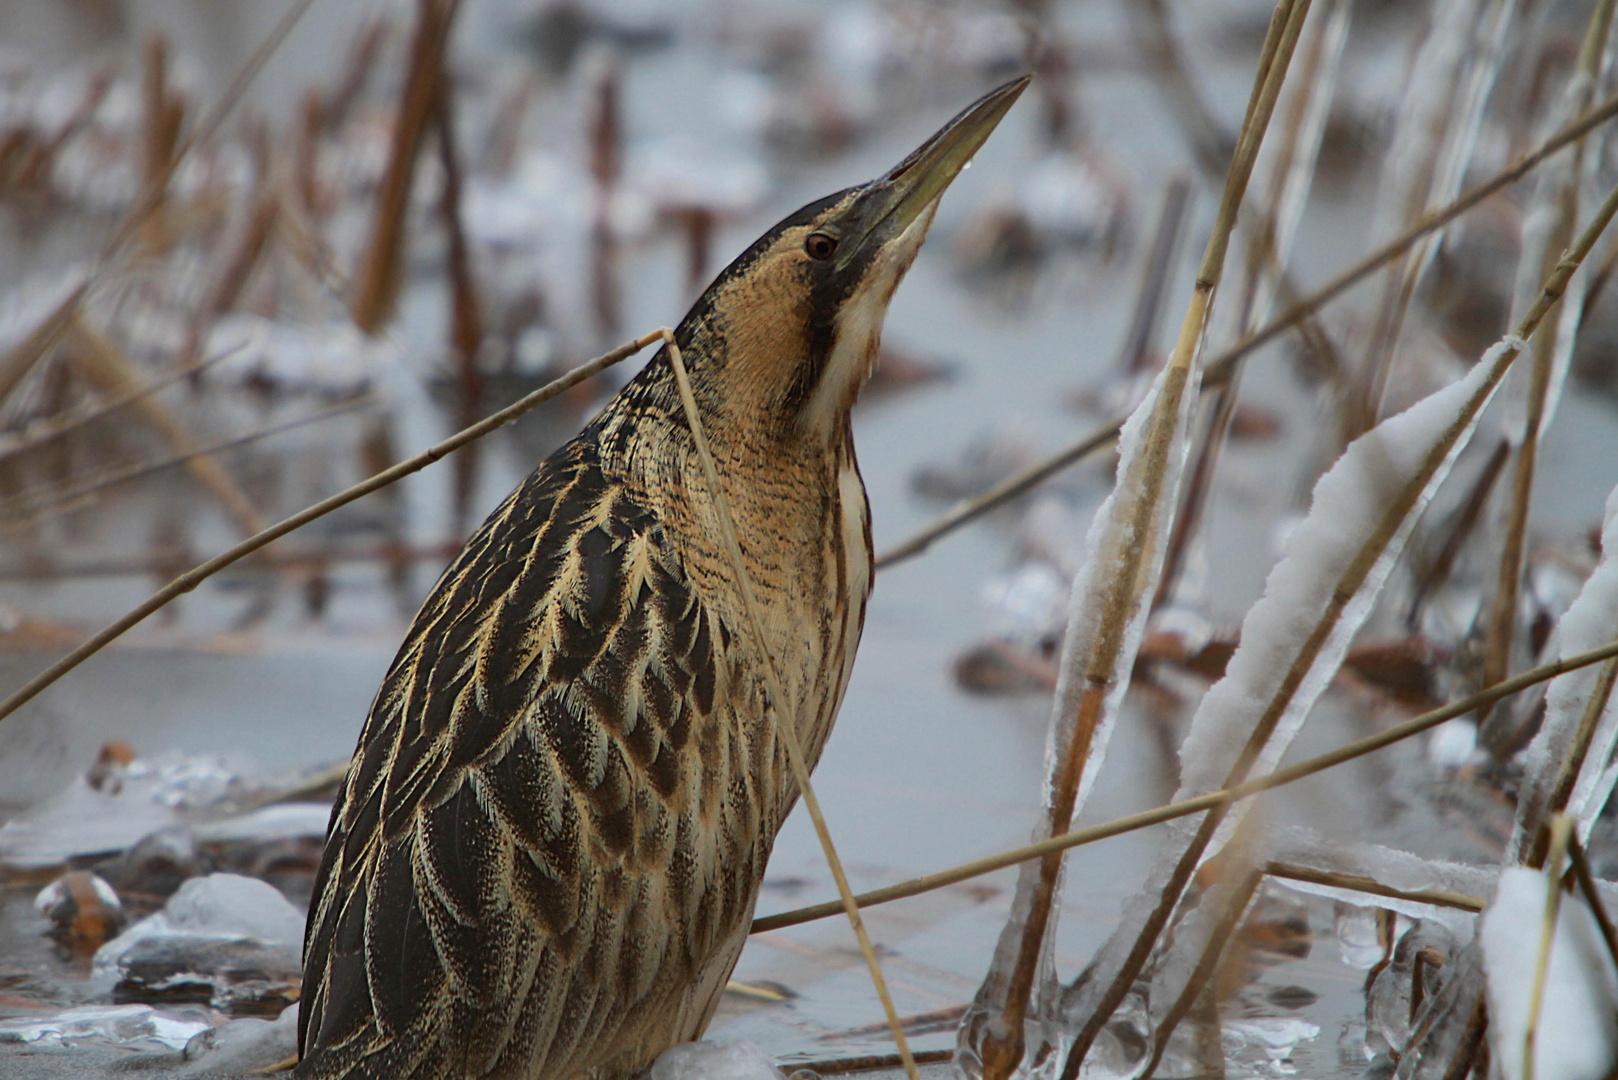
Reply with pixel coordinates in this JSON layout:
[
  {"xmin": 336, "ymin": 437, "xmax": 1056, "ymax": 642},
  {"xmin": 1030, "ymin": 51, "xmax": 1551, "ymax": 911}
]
[{"xmin": 295, "ymin": 364, "xmax": 871, "ymax": 1080}]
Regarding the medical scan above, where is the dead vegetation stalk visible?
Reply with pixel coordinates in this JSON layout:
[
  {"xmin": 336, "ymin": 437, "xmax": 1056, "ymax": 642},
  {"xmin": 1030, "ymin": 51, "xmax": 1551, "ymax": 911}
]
[
  {"xmin": 351, "ymin": 0, "xmax": 458, "ymax": 333},
  {"xmin": 874, "ymin": 87, "xmax": 1618, "ymax": 572},
  {"xmin": 661, "ymin": 332, "xmax": 920, "ymax": 1080},
  {"xmin": 1523, "ymin": 816, "xmax": 1575, "ymax": 1080},
  {"xmin": 1484, "ymin": 0, "xmax": 1618, "ymax": 694},
  {"xmin": 1059, "ymin": 173, "xmax": 1618, "ymax": 1080},
  {"xmin": 0, "ymin": 396, "xmax": 372, "ymax": 530},
  {"xmin": 971, "ymin": 5, "xmax": 1312, "ymax": 1073},
  {"xmin": 0, "ymin": 330, "xmax": 663, "ymax": 730},
  {"xmin": 752, "ymin": 636, "xmax": 1618, "ymax": 935}
]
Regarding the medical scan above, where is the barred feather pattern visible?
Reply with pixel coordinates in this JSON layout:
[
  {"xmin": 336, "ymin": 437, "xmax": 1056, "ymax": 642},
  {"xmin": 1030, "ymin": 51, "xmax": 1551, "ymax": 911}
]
[{"xmin": 295, "ymin": 364, "xmax": 872, "ymax": 1080}]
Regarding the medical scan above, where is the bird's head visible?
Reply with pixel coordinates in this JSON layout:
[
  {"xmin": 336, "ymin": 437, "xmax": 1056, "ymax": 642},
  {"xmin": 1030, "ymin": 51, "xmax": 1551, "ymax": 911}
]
[{"xmin": 669, "ymin": 75, "xmax": 1029, "ymax": 448}]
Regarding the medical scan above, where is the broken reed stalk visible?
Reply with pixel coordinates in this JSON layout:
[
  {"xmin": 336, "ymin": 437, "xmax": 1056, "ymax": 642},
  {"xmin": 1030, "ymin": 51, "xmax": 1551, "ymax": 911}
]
[
  {"xmin": 1484, "ymin": 0, "xmax": 1618, "ymax": 693},
  {"xmin": 660, "ymin": 332, "xmax": 920, "ymax": 1080},
  {"xmin": 873, "ymin": 86, "xmax": 1618, "ymax": 573},
  {"xmin": 749, "ymin": 634, "xmax": 1618, "ymax": 934},
  {"xmin": 975, "ymin": 5, "xmax": 1314, "ymax": 1071},
  {"xmin": 0, "ymin": 330, "xmax": 663, "ymax": 730},
  {"xmin": 352, "ymin": 0, "xmax": 457, "ymax": 333},
  {"xmin": 1059, "ymin": 174, "xmax": 1618, "ymax": 1080},
  {"xmin": 0, "ymin": 396, "xmax": 373, "ymax": 529},
  {"xmin": 1523, "ymin": 816, "xmax": 1576, "ymax": 1080}
]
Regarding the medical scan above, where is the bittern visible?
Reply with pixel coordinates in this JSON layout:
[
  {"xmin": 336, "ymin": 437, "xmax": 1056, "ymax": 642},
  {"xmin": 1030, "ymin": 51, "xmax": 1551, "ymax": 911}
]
[{"xmin": 296, "ymin": 76, "xmax": 1027, "ymax": 1080}]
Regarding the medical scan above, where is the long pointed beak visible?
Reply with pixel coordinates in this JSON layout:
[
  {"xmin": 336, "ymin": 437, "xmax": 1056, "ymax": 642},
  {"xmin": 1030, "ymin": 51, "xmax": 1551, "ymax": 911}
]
[{"xmin": 842, "ymin": 74, "xmax": 1030, "ymax": 264}]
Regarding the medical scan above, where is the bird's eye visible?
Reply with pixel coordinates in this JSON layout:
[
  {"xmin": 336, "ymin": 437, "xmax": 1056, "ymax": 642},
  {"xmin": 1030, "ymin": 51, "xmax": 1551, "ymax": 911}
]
[{"xmin": 805, "ymin": 232, "xmax": 837, "ymax": 260}]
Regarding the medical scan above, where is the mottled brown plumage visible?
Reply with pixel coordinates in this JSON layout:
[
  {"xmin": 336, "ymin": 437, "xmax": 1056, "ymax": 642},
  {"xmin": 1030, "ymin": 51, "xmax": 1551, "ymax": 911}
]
[{"xmin": 295, "ymin": 77, "xmax": 1026, "ymax": 1080}]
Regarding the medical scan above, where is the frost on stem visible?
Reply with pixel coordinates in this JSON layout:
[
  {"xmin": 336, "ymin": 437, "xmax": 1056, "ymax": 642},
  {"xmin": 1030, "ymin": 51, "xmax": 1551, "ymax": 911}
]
[
  {"xmin": 1052, "ymin": 338, "xmax": 1519, "ymax": 1077},
  {"xmin": 1512, "ymin": 483, "xmax": 1618, "ymax": 854},
  {"xmin": 958, "ymin": 357, "xmax": 1200, "ymax": 1079}
]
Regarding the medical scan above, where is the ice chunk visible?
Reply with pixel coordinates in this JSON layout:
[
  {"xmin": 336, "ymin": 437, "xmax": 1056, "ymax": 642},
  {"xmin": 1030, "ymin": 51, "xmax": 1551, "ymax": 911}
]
[
  {"xmin": 0, "ymin": 750, "xmax": 251, "ymax": 870},
  {"xmin": 1481, "ymin": 867, "xmax": 1618, "ymax": 1080},
  {"xmin": 0, "ymin": 1003, "xmax": 210, "ymax": 1051},
  {"xmin": 93, "ymin": 874, "xmax": 304, "ymax": 1014},
  {"xmin": 647, "ymin": 1040, "xmax": 787, "ymax": 1080},
  {"xmin": 180, "ymin": 1002, "xmax": 299, "ymax": 1074}
]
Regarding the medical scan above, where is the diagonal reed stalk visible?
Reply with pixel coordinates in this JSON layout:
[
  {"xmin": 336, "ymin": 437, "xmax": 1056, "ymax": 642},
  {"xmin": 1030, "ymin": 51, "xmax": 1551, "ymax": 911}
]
[
  {"xmin": 64, "ymin": 314, "xmax": 265, "ymax": 536},
  {"xmin": 749, "ymin": 634, "xmax": 1618, "ymax": 934},
  {"xmin": 0, "ymin": 396, "xmax": 373, "ymax": 530},
  {"xmin": 661, "ymin": 333, "xmax": 920, "ymax": 1080},
  {"xmin": 1056, "ymin": 171, "xmax": 1618, "ymax": 1080},
  {"xmin": 1156, "ymin": 0, "xmax": 1347, "ymax": 610},
  {"xmin": 0, "ymin": 0, "xmax": 317, "ymax": 415},
  {"xmin": 966, "ymin": 5, "xmax": 1314, "ymax": 1074},
  {"xmin": 874, "ymin": 86, "xmax": 1618, "ymax": 572},
  {"xmin": 0, "ymin": 330, "xmax": 664, "ymax": 730},
  {"xmin": 1483, "ymin": 0, "xmax": 1618, "ymax": 694}
]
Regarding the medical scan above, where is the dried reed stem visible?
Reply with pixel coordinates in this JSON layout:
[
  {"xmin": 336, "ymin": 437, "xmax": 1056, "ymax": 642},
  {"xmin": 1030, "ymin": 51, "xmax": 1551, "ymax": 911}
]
[
  {"xmin": 1061, "ymin": 174, "xmax": 1618, "ymax": 1080},
  {"xmin": 0, "ymin": 396, "xmax": 371, "ymax": 528},
  {"xmin": 1051, "ymin": 1, "xmax": 1316, "ymax": 1066},
  {"xmin": 1525, "ymin": 655, "xmax": 1618, "ymax": 868},
  {"xmin": 1140, "ymin": 866, "xmax": 1263, "ymax": 1078},
  {"xmin": 875, "ymin": 86, "xmax": 1618, "ymax": 574},
  {"xmin": 1263, "ymin": 862, "xmax": 1485, "ymax": 912},
  {"xmin": 1566, "ymin": 834, "xmax": 1618, "ymax": 973},
  {"xmin": 0, "ymin": 341, "xmax": 245, "ymax": 467},
  {"xmin": 661, "ymin": 332, "xmax": 920, "ymax": 1080},
  {"xmin": 1523, "ymin": 816, "xmax": 1575, "ymax": 1080},
  {"xmin": 0, "ymin": 330, "xmax": 663, "ymax": 729},
  {"xmin": 1484, "ymin": 0, "xmax": 1618, "ymax": 693},
  {"xmin": 435, "ymin": 62, "xmax": 485, "ymax": 536},
  {"xmin": 352, "ymin": 0, "xmax": 457, "ymax": 333},
  {"xmin": 751, "ymin": 634, "xmax": 1618, "ymax": 934},
  {"xmin": 66, "ymin": 314, "xmax": 265, "ymax": 536},
  {"xmin": 0, "ymin": 285, "xmax": 88, "ymax": 410}
]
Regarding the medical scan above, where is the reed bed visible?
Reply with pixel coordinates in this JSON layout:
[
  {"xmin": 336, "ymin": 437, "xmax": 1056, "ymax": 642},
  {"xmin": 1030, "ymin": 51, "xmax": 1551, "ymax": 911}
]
[{"xmin": 2, "ymin": 1, "xmax": 1618, "ymax": 1078}]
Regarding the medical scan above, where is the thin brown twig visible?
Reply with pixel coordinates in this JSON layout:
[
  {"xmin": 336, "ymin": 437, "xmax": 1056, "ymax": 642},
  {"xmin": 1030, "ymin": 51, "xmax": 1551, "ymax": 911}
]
[
  {"xmin": 0, "ymin": 342, "xmax": 250, "ymax": 468},
  {"xmin": 661, "ymin": 332, "xmax": 920, "ymax": 1080},
  {"xmin": 1263, "ymin": 862, "xmax": 1485, "ymax": 912},
  {"xmin": 0, "ymin": 330, "xmax": 662, "ymax": 729},
  {"xmin": 751, "ymin": 634, "xmax": 1618, "ymax": 934}
]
